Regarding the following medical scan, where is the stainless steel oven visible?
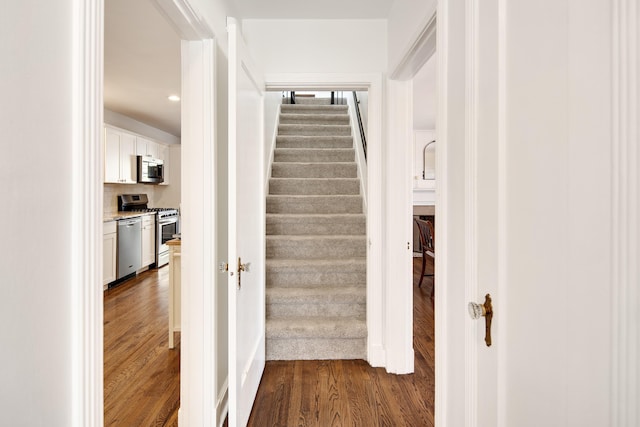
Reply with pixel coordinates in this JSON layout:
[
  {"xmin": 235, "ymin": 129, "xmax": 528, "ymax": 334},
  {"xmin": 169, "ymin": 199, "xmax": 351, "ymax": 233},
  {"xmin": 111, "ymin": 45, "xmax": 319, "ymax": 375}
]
[{"xmin": 156, "ymin": 210, "xmax": 179, "ymax": 267}]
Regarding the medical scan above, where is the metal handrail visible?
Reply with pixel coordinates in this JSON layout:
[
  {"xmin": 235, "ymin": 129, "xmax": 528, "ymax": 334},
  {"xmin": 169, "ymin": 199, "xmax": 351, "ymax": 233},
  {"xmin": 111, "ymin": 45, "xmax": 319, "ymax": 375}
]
[{"xmin": 352, "ymin": 91, "xmax": 367, "ymax": 161}]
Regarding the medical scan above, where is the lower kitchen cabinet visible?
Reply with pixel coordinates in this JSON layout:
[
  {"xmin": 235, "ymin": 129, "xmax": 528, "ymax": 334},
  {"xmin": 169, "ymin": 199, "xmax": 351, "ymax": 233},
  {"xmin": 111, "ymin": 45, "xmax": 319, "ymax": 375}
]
[
  {"xmin": 103, "ymin": 220, "xmax": 117, "ymax": 289},
  {"xmin": 141, "ymin": 214, "xmax": 156, "ymax": 268}
]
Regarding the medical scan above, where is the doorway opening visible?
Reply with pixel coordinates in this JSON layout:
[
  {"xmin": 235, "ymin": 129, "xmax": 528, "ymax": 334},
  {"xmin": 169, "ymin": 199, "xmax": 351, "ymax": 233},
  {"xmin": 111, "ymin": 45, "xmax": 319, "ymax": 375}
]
[{"xmin": 102, "ymin": 0, "xmax": 183, "ymax": 424}]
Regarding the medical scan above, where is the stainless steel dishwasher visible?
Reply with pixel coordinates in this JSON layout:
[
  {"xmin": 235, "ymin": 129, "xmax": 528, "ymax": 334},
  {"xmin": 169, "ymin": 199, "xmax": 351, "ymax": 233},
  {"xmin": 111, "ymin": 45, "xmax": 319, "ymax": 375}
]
[{"xmin": 117, "ymin": 217, "xmax": 142, "ymax": 280}]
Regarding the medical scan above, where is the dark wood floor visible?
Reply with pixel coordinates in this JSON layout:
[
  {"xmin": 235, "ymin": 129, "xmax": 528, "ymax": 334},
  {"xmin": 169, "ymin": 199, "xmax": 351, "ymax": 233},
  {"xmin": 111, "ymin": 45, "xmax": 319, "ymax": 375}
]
[
  {"xmin": 104, "ymin": 267, "xmax": 180, "ymax": 427},
  {"xmin": 104, "ymin": 258, "xmax": 433, "ymax": 427},
  {"xmin": 245, "ymin": 256, "xmax": 435, "ymax": 427}
]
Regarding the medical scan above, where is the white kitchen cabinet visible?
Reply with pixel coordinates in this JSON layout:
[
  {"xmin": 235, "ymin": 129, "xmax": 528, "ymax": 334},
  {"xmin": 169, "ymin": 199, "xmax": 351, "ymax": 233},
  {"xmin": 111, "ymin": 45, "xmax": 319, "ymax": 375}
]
[
  {"xmin": 141, "ymin": 214, "xmax": 156, "ymax": 268},
  {"xmin": 158, "ymin": 144, "xmax": 170, "ymax": 186},
  {"xmin": 136, "ymin": 137, "xmax": 160, "ymax": 159},
  {"xmin": 104, "ymin": 126, "xmax": 137, "ymax": 184},
  {"xmin": 103, "ymin": 220, "xmax": 117, "ymax": 289}
]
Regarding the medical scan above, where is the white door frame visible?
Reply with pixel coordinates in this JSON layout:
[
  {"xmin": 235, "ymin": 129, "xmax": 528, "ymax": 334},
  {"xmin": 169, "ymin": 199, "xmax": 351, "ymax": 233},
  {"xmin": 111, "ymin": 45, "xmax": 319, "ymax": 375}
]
[
  {"xmin": 611, "ymin": 1, "xmax": 639, "ymax": 424},
  {"xmin": 70, "ymin": 0, "xmax": 220, "ymax": 425},
  {"xmin": 265, "ymin": 74, "xmax": 387, "ymax": 367}
]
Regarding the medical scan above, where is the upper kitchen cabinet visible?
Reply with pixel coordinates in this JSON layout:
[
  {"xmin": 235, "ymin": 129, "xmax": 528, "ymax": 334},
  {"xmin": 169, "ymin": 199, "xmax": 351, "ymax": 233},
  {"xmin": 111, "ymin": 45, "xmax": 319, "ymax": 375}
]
[
  {"xmin": 135, "ymin": 136, "xmax": 160, "ymax": 159},
  {"xmin": 105, "ymin": 125, "xmax": 137, "ymax": 184}
]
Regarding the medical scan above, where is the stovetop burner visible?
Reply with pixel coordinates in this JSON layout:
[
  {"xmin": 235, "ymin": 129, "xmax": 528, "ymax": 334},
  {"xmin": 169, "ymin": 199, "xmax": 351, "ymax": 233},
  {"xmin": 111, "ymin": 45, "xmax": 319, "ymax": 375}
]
[{"xmin": 118, "ymin": 194, "xmax": 178, "ymax": 218}]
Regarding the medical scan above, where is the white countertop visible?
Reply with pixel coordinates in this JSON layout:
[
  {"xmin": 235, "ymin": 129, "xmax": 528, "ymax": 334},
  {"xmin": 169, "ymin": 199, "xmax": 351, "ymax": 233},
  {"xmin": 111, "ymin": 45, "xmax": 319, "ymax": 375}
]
[{"xmin": 103, "ymin": 211, "xmax": 156, "ymax": 222}]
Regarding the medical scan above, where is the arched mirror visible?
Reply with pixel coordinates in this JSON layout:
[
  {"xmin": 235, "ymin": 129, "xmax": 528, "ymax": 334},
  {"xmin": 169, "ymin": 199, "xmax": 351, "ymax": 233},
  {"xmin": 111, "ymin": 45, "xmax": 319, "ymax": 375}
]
[{"xmin": 423, "ymin": 140, "xmax": 435, "ymax": 180}]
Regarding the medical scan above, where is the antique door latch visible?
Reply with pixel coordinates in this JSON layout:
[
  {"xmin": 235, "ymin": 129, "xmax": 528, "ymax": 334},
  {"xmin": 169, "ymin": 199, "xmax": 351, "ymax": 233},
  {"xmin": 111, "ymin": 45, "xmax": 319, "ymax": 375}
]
[{"xmin": 468, "ymin": 294, "xmax": 493, "ymax": 346}]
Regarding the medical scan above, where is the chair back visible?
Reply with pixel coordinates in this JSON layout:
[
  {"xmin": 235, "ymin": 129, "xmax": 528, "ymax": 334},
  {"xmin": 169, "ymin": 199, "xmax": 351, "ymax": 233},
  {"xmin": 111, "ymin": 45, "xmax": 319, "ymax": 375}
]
[{"xmin": 414, "ymin": 218, "xmax": 435, "ymax": 254}]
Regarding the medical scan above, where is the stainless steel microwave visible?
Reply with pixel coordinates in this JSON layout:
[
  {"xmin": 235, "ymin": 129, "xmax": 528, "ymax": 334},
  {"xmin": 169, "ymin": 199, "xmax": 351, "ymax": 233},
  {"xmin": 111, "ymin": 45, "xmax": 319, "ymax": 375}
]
[{"xmin": 137, "ymin": 156, "xmax": 164, "ymax": 184}]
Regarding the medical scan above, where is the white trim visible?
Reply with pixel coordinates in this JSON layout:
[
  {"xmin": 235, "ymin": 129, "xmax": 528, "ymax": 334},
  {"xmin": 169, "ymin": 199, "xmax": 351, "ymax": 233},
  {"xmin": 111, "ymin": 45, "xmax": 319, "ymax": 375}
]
[
  {"xmin": 496, "ymin": 0, "xmax": 508, "ymax": 426},
  {"xmin": 464, "ymin": 0, "xmax": 479, "ymax": 425},
  {"xmin": 346, "ymin": 94, "xmax": 368, "ymax": 210},
  {"xmin": 434, "ymin": 1, "xmax": 448, "ymax": 425},
  {"xmin": 180, "ymin": 37, "xmax": 218, "ymax": 427},
  {"xmin": 153, "ymin": 0, "xmax": 214, "ymax": 40},
  {"xmin": 611, "ymin": 1, "xmax": 639, "ymax": 426},
  {"xmin": 216, "ymin": 377, "xmax": 229, "ymax": 427},
  {"xmin": 265, "ymin": 104, "xmax": 281, "ymax": 193},
  {"xmin": 264, "ymin": 73, "xmax": 386, "ymax": 368},
  {"xmin": 72, "ymin": 0, "xmax": 103, "ymax": 425},
  {"xmin": 390, "ymin": 11, "xmax": 438, "ymax": 81},
  {"xmin": 384, "ymin": 79, "xmax": 415, "ymax": 374}
]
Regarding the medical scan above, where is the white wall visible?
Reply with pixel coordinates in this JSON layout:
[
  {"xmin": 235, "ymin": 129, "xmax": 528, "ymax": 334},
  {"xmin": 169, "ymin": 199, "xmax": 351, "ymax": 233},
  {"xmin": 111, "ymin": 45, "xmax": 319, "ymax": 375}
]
[
  {"xmin": 104, "ymin": 109, "xmax": 181, "ymax": 144},
  {"xmin": 387, "ymin": 0, "xmax": 437, "ymax": 74},
  {"xmin": 413, "ymin": 54, "xmax": 437, "ymax": 130},
  {"xmin": 0, "ymin": 1, "xmax": 75, "ymax": 424},
  {"xmin": 154, "ymin": 145, "xmax": 182, "ymax": 208},
  {"xmin": 242, "ymin": 19, "xmax": 388, "ymax": 74}
]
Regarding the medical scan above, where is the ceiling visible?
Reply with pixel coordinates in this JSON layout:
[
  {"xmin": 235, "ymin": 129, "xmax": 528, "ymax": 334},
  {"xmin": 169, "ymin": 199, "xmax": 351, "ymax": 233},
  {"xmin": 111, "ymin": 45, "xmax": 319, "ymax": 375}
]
[
  {"xmin": 104, "ymin": 0, "xmax": 396, "ymax": 139},
  {"xmin": 104, "ymin": 0, "xmax": 182, "ymax": 137}
]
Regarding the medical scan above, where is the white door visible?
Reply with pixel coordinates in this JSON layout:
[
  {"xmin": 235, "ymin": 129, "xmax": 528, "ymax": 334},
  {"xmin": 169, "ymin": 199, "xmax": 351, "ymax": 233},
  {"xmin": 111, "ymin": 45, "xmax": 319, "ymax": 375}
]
[
  {"xmin": 227, "ymin": 17, "xmax": 266, "ymax": 427},
  {"xmin": 439, "ymin": 0, "xmax": 614, "ymax": 426}
]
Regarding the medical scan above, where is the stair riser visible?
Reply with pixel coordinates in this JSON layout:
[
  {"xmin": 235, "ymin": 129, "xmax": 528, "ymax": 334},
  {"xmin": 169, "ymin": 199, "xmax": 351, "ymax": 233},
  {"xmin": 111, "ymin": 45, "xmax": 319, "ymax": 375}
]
[
  {"xmin": 271, "ymin": 163, "xmax": 357, "ymax": 178},
  {"xmin": 279, "ymin": 115, "xmax": 349, "ymax": 125},
  {"xmin": 269, "ymin": 179, "xmax": 360, "ymax": 195},
  {"xmin": 267, "ymin": 303, "xmax": 365, "ymax": 318},
  {"xmin": 278, "ymin": 124, "xmax": 351, "ymax": 136},
  {"xmin": 274, "ymin": 150, "xmax": 355, "ymax": 163},
  {"xmin": 267, "ymin": 196, "xmax": 363, "ymax": 214},
  {"xmin": 267, "ymin": 237, "xmax": 366, "ymax": 259},
  {"xmin": 266, "ymin": 338, "xmax": 366, "ymax": 360},
  {"xmin": 276, "ymin": 136, "xmax": 353, "ymax": 149}
]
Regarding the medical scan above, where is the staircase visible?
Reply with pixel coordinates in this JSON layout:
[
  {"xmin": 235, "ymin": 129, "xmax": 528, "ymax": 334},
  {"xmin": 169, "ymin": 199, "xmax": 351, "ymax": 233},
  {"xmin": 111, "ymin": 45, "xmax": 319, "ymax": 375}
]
[{"xmin": 266, "ymin": 97, "xmax": 367, "ymax": 360}]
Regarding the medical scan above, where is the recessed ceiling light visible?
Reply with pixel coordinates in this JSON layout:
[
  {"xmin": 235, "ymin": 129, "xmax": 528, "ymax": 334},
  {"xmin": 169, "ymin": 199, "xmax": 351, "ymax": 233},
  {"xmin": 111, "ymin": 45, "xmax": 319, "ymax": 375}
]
[{"xmin": 168, "ymin": 95, "xmax": 180, "ymax": 102}]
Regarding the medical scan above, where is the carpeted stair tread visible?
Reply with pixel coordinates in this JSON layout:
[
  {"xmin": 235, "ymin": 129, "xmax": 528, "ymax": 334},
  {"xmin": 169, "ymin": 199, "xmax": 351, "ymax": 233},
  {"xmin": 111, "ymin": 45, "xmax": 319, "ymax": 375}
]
[
  {"xmin": 267, "ymin": 286, "xmax": 366, "ymax": 317},
  {"xmin": 271, "ymin": 163, "xmax": 358, "ymax": 178},
  {"xmin": 268, "ymin": 178, "xmax": 360, "ymax": 195},
  {"xmin": 278, "ymin": 124, "xmax": 351, "ymax": 136},
  {"xmin": 266, "ymin": 213, "xmax": 366, "ymax": 235},
  {"xmin": 266, "ymin": 235, "xmax": 366, "ymax": 259},
  {"xmin": 274, "ymin": 148, "xmax": 355, "ymax": 163},
  {"xmin": 279, "ymin": 113, "xmax": 349, "ymax": 125},
  {"xmin": 266, "ymin": 286, "xmax": 366, "ymax": 304},
  {"xmin": 280, "ymin": 104, "xmax": 348, "ymax": 113},
  {"xmin": 266, "ymin": 317, "xmax": 367, "ymax": 339},
  {"xmin": 276, "ymin": 135, "xmax": 353, "ymax": 149},
  {"xmin": 267, "ymin": 195, "xmax": 363, "ymax": 214},
  {"xmin": 290, "ymin": 97, "xmax": 332, "ymax": 105},
  {"xmin": 266, "ymin": 258, "xmax": 366, "ymax": 288}
]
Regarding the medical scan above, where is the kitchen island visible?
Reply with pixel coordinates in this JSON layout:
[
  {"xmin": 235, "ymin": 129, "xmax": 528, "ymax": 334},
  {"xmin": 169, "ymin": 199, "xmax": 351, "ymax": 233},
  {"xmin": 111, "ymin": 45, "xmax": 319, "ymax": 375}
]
[{"xmin": 167, "ymin": 239, "xmax": 181, "ymax": 348}]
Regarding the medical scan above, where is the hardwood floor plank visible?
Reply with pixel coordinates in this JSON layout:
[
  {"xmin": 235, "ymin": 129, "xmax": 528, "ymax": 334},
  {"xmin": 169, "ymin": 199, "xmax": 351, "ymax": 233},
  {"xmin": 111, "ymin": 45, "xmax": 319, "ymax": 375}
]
[{"xmin": 104, "ymin": 268, "xmax": 180, "ymax": 427}]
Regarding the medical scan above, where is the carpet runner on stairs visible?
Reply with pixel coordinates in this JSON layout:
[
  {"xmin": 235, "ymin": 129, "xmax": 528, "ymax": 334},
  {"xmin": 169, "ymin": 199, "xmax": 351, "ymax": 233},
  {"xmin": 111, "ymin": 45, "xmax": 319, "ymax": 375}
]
[{"xmin": 266, "ymin": 99, "xmax": 367, "ymax": 360}]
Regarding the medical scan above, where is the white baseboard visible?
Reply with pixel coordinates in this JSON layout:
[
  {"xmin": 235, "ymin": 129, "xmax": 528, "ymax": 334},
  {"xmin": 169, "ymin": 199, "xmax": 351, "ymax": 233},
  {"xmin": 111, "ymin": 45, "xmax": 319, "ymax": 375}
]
[{"xmin": 216, "ymin": 377, "xmax": 229, "ymax": 427}]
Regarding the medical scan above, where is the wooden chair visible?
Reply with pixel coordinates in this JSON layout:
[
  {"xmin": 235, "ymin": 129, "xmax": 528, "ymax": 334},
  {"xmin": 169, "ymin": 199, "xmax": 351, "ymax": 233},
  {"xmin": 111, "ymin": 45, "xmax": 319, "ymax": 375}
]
[{"xmin": 414, "ymin": 218, "xmax": 435, "ymax": 299}]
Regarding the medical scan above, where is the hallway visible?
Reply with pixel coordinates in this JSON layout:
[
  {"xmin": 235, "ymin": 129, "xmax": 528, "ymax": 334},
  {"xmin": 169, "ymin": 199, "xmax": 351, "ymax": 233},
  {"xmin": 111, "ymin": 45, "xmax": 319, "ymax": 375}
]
[{"xmin": 245, "ymin": 257, "xmax": 435, "ymax": 426}]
